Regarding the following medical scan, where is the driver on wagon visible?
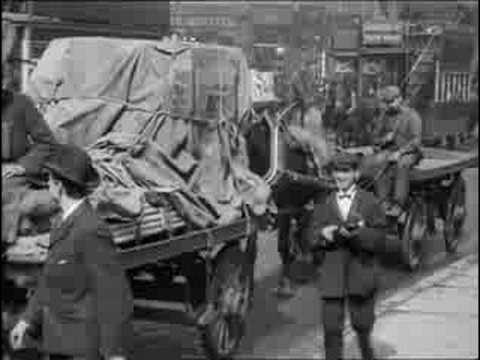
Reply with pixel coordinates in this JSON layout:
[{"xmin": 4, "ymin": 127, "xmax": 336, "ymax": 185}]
[{"xmin": 370, "ymin": 85, "xmax": 423, "ymax": 217}]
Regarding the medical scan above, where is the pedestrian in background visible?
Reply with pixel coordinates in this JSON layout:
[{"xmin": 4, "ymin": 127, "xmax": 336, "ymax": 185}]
[
  {"xmin": 2, "ymin": 18, "xmax": 59, "ymax": 245},
  {"xmin": 9, "ymin": 144, "xmax": 133, "ymax": 360},
  {"xmin": 309, "ymin": 152, "xmax": 387, "ymax": 360}
]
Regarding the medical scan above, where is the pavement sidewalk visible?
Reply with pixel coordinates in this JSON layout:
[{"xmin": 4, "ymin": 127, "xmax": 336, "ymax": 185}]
[{"xmin": 344, "ymin": 254, "xmax": 478, "ymax": 359}]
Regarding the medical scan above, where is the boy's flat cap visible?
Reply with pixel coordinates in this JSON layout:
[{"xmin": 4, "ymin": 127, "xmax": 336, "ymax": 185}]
[{"xmin": 327, "ymin": 152, "xmax": 361, "ymax": 171}]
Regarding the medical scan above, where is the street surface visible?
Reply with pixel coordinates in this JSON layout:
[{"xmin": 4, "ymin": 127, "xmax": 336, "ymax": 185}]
[{"xmin": 133, "ymin": 168, "xmax": 478, "ymax": 359}]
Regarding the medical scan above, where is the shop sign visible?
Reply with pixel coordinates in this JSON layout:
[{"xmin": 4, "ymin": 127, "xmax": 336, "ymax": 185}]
[
  {"xmin": 335, "ymin": 59, "xmax": 355, "ymax": 74},
  {"xmin": 362, "ymin": 22, "xmax": 403, "ymax": 46},
  {"xmin": 362, "ymin": 59, "xmax": 385, "ymax": 75},
  {"xmin": 250, "ymin": 69, "xmax": 276, "ymax": 102},
  {"xmin": 253, "ymin": 8, "xmax": 292, "ymax": 25}
]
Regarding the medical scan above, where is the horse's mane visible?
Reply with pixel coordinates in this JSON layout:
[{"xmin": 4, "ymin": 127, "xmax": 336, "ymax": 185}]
[{"xmin": 285, "ymin": 104, "xmax": 333, "ymax": 173}]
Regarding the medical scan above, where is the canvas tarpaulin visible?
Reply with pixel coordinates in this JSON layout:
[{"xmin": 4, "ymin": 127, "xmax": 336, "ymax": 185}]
[
  {"xmin": 27, "ymin": 37, "xmax": 252, "ymax": 148},
  {"xmin": 16, "ymin": 37, "xmax": 269, "ymax": 243}
]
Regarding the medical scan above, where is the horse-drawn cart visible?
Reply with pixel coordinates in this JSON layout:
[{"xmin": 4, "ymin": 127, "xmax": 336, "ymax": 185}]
[
  {"xmin": 2, "ymin": 37, "xmax": 266, "ymax": 360},
  {"xmin": 245, "ymin": 97, "xmax": 478, "ymax": 276},
  {"xmin": 346, "ymin": 145, "xmax": 478, "ymax": 270},
  {"xmin": 4, "ymin": 217, "xmax": 257, "ymax": 360}
]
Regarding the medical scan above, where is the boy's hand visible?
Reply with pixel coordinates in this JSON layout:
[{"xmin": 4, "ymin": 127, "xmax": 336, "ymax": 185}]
[
  {"xmin": 321, "ymin": 225, "xmax": 338, "ymax": 242},
  {"xmin": 338, "ymin": 226, "xmax": 353, "ymax": 238},
  {"xmin": 9, "ymin": 320, "xmax": 30, "ymax": 350}
]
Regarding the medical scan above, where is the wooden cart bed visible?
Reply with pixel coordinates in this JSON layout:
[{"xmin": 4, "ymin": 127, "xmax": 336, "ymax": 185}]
[
  {"xmin": 411, "ymin": 147, "xmax": 478, "ymax": 182},
  {"xmin": 344, "ymin": 146, "xmax": 478, "ymax": 182},
  {"xmin": 4, "ymin": 218, "xmax": 250, "ymax": 270}
]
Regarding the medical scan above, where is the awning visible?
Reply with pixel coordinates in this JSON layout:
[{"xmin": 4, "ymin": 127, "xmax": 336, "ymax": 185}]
[
  {"xmin": 359, "ymin": 47, "xmax": 413, "ymax": 56},
  {"xmin": 327, "ymin": 49, "xmax": 360, "ymax": 58}
]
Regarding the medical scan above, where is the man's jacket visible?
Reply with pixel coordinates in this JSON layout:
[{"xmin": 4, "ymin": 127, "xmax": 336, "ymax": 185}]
[
  {"xmin": 308, "ymin": 188, "xmax": 387, "ymax": 298},
  {"xmin": 375, "ymin": 105, "xmax": 422, "ymax": 155},
  {"xmin": 2, "ymin": 91, "xmax": 57, "ymax": 174},
  {"xmin": 22, "ymin": 201, "xmax": 133, "ymax": 359}
]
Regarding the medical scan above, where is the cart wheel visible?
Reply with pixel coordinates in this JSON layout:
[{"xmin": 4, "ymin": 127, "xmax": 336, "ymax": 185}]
[
  {"xmin": 401, "ymin": 200, "xmax": 427, "ymax": 271},
  {"xmin": 443, "ymin": 175, "xmax": 467, "ymax": 253},
  {"xmin": 198, "ymin": 246, "xmax": 253, "ymax": 360}
]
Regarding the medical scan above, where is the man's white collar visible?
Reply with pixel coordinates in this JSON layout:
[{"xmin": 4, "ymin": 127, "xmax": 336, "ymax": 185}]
[{"xmin": 337, "ymin": 185, "xmax": 357, "ymax": 196}]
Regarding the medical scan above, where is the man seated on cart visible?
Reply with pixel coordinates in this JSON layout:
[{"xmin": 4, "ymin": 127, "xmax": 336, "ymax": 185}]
[{"xmin": 363, "ymin": 85, "xmax": 423, "ymax": 218}]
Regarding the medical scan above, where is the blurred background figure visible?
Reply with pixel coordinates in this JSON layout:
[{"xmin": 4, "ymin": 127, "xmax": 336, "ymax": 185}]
[{"xmin": 2, "ymin": 18, "xmax": 58, "ymax": 245}]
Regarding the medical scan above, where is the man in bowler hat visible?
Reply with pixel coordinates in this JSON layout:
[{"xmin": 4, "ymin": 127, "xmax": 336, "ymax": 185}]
[
  {"xmin": 9, "ymin": 144, "xmax": 133, "ymax": 360},
  {"xmin": 309, "ymin": 152, "xmax": 387, "ymax": 360}
]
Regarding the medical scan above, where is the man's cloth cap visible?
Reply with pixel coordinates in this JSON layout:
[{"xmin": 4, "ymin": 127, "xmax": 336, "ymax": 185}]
[
  {"xmin": 379, "ymin": 85, "xmax": 401, "ymax": 102},
  {"xmin": 43, "ymin": 144, "xmax": 100, "ymax": 191}
]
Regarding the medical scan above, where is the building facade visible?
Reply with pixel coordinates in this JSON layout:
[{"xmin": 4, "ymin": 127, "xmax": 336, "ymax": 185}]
[
  {"xmin": 170, "ymin": 1, "xmax": 245, "ymax": 45},
  {"xmin": 3, "ymin": 0, "xmax": 170, "ymax": 91}
]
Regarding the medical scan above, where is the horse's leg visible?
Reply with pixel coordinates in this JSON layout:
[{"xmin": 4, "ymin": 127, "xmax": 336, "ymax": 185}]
[
  {"xmin": 277, "ymin": 211, "xmax": 293, "ymax": 277},
  {"xmin": 274, "ymin": 211, "xmax": 297, "ymax": 297},
  {"xmin": 293, "ymin": 208, "xmax": 308, "ymax": 256}
]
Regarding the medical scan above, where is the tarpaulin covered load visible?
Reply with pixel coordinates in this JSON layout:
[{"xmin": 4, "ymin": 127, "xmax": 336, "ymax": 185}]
[
  {"xmin": 27, "ymin": 37, "xmax": 252, "ymax": 148},
  {"xmin": 11, "ymin": 37, "xmax": 269, "ymax": 249}
]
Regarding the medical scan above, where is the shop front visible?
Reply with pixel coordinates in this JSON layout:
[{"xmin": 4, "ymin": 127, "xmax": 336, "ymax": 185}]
[
  {"xmin": 326, "ymin": 49, "xmax": 360, "ymax": 109},
  {"xmin": 358, "ymin": 47, "xmax": 410, "ymax": 98},
  {"xmin": 359, "ymin": 20, "xmax": 408, "ymax": 97},
  {"xmin": 326, "ymin": 20, "xmax": 408, "ymax": 106}
]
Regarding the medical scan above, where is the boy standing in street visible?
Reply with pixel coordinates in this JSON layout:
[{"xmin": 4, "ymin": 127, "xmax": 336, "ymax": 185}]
[{"xmin": 309, "ymin": 152, "xmax": 387, "ymax": 360}]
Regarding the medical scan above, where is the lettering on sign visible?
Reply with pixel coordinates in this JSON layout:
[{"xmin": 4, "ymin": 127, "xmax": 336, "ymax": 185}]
[
  {"xmin": 362, "ymin": 21, "xmax": 403, "ymax": 46},
  {"xmin": 172, "ymin": 15, "xmax": 235, "ymax": 27},
  {"xmin": 363, "ymin": 34, "xmax": 403, "ymax": 46}
]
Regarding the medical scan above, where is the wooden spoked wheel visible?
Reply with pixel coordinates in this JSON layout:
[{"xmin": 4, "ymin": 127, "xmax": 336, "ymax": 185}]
[
  {"xmin": 198, "ymin": 246, "xmax": 253, "ymax": 360},
  {"xmin": 443, "ymin": 175, "xmax": 467, "ymax": 253},
  {"xmin": 401, "ymin": 200, "xmax": 427, "ymax": 271}
]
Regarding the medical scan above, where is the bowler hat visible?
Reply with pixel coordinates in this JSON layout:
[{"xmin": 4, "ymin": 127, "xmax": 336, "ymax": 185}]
[
  {"xmin": 379, "ymin": 85, "xmax": 401, "ymax": 102},
  {"xmin": 327, "ymin": 152, "xmax": 361, "ymax": 172},
  {"xmin": 43, "ymin": 144, "xmax": 100, "ymax": 191}
]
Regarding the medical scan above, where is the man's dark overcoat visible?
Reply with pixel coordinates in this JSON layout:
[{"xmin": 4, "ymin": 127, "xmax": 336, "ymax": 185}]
[
  {"xmin": 22, "ymin": 201, "xmax": 133, "ymax": 359},
  {"xmin": 309, "ymin": 188, "xmax": 387, "ymax": 298}
]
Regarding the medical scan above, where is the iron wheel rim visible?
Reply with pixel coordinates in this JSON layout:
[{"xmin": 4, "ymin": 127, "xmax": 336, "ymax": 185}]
[
  {"xmin": 444, "ymin": 177, "xmax": 467, "ymax": 252},
  {"xmin": 403, "ymin": 202, "xmax": 426, "ymax": 270},
  {"xmin": 209, "ymin": 255, "xmax": 252, "ymax": 357}
]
